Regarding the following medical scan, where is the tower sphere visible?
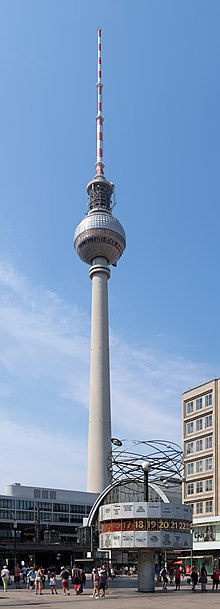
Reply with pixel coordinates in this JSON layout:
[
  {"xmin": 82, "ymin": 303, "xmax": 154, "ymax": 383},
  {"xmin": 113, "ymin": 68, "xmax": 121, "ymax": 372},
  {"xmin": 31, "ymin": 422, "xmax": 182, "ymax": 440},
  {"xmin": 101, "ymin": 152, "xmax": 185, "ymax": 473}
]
[{"xmin": 74, "ymin": 207, "xmax": 126, "ymax": 266}]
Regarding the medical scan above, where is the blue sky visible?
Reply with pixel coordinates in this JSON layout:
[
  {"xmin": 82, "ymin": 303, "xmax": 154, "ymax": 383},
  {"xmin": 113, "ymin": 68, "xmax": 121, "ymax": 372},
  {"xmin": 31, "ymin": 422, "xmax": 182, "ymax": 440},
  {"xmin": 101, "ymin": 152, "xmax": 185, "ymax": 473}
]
[{"xmin": 0, "ymin": 0, "xmax": 219, "ymax": 492}]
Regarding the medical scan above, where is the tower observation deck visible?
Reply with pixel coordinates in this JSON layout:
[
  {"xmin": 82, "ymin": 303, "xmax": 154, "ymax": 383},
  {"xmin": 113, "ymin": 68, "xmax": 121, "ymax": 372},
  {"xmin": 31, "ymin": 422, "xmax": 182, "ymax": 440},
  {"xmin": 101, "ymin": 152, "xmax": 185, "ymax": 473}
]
[{"xmin": 74, "ymin": 29, "xmax": 126, "ymax": 493}]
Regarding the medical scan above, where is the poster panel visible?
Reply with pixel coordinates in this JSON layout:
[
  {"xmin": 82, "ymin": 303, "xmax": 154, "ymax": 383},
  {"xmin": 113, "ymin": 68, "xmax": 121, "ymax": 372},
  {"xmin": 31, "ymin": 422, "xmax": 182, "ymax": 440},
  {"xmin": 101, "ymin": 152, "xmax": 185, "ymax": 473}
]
[
  {"xmin": 134, "ymin": 502, "xmax": 148, "ymax": 517},
  {"xmin": 121, "ymin": 503, "xmax": 134, "ymax": 518}
]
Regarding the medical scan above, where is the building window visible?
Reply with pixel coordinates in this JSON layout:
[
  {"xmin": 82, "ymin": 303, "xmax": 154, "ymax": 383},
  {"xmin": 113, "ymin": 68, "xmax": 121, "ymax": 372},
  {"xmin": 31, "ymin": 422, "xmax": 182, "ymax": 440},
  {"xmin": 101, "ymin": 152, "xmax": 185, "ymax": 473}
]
[
  {"xmin": 205, "ymin": 500, "xmax": 213, "ymax": 513},
  {"xmin": 187, "ymin": 421, "xmax": 194, "ymax": 434},
  {"xmin": 16, "ymin": 511, "xmax": 35, "ymax": 521},
  {"xmin": 196, "ymin": 481, "xmax": 203, "ymax": 493},
  {"xmin": 187, "ymin": 462, "xmax": 194, "ymax": 475},
  {"xmin": 205, "ymin": 457, "xmax": 213, "ymax": 471},
  {"xmin": 196, "ymin": 398, "xmax": 203, "ymax": 410},
  {"xmin": 205, "ymin": 436, "xmax": 212, "ymax": 449},
  {"xmin": 70, "ymin": 504, "xmax": 86, "ymax": 514},
  {"xmin": 70, "ymin": 514, "xmax": 84, "ymax": 523},
  {"xmin": 196, "ymin": 439, "xmax": 203, "ymax": 452},
  {"xmin": 53, "ymin": 513, "xmax": 69, "ymax": 523},
  {"xmin": 0, "ymin": 499, "xmax": 15, "ymax": 509},
  {"xmin": 50, "ymin": 491, "xmax": 56, "ymax": 500},
  {"xmin": 42, "ymin": 490, "xmax": 49, "ymax": 499},
  {"xmin": 186, "ymin": 442, "xmax": 194, "ymax": 455},
  {"xmin": 196, "ymin": 418, "xmax": 203, "ymax": 431},
  {"xmin": 186, "ymin": 401, "xmax": 194, "ymax": 414},
  {"xmin": 0, "ymin": 511, "xmax": 15, "ymax": 519},
  {"xmin": 35, "ymin": 502, "xmax": 52, "ymax": 511},
  {"xmin": 187, "ymin": 483, "xmax": 194, "ymax": 495},
  {"xmin": 16, "ymin": 500, "xmax": 34, "ymax": 510},
  {"xmin": 196, "ymin": 460, "xmax": 203, "ymax": 473},
  {"xmin": 205, "ymin": 479, "xmax": 212, "ymax": 492},
  {"xmin": 53, "ymin": 503, "xmax": 69, "ymax": 513},
  {"xmin": 205, "ymin": 415, "xmax": 212, "ymax": 428},
  {"xmin": 196, "ymin": 502, "xmax": 203, "ymax": 514},
  {"xmin": 34, "ymin": 489, "xmax": 41, "ymax": 498},
  {"xmin": 205, "ymin": 393, "xmax": 212, "ymax": 407}
]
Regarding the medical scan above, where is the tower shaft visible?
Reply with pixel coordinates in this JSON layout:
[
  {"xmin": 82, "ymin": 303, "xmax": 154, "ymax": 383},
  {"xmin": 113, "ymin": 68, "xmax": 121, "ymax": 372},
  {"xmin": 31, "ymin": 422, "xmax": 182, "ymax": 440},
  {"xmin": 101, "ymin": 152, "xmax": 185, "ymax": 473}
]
[{"xmin": 87, "ymin": 257, "xmax": 112, "ymax": 492}]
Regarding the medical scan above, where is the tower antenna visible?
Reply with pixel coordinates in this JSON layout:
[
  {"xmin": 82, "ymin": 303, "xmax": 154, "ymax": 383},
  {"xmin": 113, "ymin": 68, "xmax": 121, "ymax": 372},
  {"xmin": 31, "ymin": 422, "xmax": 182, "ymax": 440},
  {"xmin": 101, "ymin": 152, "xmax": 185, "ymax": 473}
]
[{"xmin": 96, "ymin": 28, "xmax": 104, "ymax": 176}]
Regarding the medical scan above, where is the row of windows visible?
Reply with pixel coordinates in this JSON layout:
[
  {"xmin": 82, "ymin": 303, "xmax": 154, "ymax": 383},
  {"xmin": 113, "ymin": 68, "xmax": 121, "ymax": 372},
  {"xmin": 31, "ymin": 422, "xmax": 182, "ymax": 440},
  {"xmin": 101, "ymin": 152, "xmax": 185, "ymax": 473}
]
[
  {"xmin": 196, "ymin": 500, "xmax": 213, "ymax": 514},
  {"xmin": 187, "ymin": 501, "xmax": 213, "ymax": 514},
  {"xmin": 0, "ymin": 499, "xmax": 15, "ymax": 509},
  {"xmin": 186, "ymin": 394, "xmax": 212, "ymax": 414},
  {"xmin": 187, "ymin": 456, "xmax": 213, "ymax": 474},
  {"xmin": 0, "ymin": 510, "xmax": 85, "ymax": 523},
  {"xmin": 186, "ymin": 415, "xmax": 212, "ymax": 434},
  {"xmin": 187, "ymin": 479, "xmax": 212, "ymax": 494},
  {"xmin": 15, "ymin": 501, "xmax": 91, "ymax": 514},
  {"xmin": 186, "ymin": 438, "xmax": 213, "ymax": 454}
]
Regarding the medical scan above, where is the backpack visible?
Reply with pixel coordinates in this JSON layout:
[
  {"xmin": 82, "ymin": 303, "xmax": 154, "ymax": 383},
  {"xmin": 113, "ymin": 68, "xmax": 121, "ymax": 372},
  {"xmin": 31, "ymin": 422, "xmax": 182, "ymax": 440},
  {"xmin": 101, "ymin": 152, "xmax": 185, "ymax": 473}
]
[{"xmin": 62, "ymin": 570, "xmax": 69, "ymax": 580}]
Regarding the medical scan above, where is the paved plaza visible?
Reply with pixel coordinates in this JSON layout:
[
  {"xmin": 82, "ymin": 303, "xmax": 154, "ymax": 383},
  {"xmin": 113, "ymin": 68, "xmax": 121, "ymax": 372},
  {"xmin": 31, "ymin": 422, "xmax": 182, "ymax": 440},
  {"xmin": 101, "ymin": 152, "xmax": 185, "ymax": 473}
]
[{"xmin": 1, "ymin": 577, "xmax": 220, "ymax": 609}]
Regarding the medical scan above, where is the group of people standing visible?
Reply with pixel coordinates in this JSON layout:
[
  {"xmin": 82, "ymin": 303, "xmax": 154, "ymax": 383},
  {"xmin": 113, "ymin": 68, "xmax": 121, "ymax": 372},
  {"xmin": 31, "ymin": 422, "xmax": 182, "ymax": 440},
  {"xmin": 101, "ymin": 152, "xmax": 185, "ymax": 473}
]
[
  {"xmin": 91, "ymin": 566, "xmax": 108, "ymax": 598},
  {"xmin": 160, "ymin": 565, "xmax": 181, "ymax": 590}
]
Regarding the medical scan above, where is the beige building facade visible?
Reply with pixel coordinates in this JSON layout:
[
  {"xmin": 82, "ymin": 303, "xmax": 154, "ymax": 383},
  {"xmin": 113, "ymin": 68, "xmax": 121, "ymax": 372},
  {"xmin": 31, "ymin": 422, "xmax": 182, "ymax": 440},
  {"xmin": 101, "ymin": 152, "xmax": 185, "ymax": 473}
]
[{"xmin": 182, "ymin": 379, "xmax": 220, "ymax": 569}]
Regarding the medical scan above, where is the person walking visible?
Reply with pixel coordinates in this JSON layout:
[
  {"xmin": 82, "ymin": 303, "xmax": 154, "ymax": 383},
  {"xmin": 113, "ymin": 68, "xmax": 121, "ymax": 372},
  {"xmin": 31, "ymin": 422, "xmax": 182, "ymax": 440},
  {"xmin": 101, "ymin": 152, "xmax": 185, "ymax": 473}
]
[
  {"xmin": 27, "ymin": 567, "xmax": 35, "ymax": 589},
  {"xmin": 60, "ymin": 566, "xmax": 70, "ymax": 596},
  {"xmin": 211, "ymin": 567, "xmax": 220, "ymax": 591},
  {"xmin": 160, "ymin": 566, "xmax": 168, "ymax": 590},
  {"xmin": 191, "ymin": 565, "xmax": 198, "ymax": 591},
  {"xmin": 14, "ymin": 563, "xmax": 21, "ymax": 588},
  {"xmin": 99, "ymin": 567, "xmax": 108, "ymax": 597},
  {"xmin": 72, "ymin": 564, "xmax": 81, "ymax": 594},
  {"xmin": 200, "ymin": 562, "xmax": 208, "ymax": 591},
  {"xmin": 21, "ymin": 565, "xmax": 27, "ymax": 586},
  {"xmin": 49, "ymin": 572, "xmax": 58, "ymax": 594},
  {"xmin": 35, "ymin": 566, "xmax": 43, "ymax": 595},
  {"xmin": 174, "ymin": 565, "xmax": 181, "ymax": 590},
  {"xmin": 91, "ymin": 568, "xmax": 100, "ymax": 599},
  {"xmin": 1, "ymin": 565, "xmax": 9, "ymax": 592}
]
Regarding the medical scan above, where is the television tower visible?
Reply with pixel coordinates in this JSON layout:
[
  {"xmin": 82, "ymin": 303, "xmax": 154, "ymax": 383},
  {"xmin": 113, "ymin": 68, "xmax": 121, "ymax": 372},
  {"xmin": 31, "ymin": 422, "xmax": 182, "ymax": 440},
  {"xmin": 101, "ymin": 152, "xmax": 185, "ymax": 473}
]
[{"xmin": 74, "ymin": 29, "xmax": 126, "ymax": 493}]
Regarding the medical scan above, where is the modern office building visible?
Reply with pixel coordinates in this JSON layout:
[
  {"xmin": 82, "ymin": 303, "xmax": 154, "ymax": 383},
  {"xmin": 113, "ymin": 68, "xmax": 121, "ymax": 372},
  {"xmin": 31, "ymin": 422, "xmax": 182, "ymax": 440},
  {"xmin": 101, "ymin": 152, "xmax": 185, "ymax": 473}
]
[
  {"xmin": 0, "ymin": 483, "xmax": 97, "ymax": 570},
  {"xmin": 74, "ymin": 29, "xmax": 126, "ymax": 494},
  {"xmin": 182, "ymin": 378, "xmax": 220, "ymax": 570}
]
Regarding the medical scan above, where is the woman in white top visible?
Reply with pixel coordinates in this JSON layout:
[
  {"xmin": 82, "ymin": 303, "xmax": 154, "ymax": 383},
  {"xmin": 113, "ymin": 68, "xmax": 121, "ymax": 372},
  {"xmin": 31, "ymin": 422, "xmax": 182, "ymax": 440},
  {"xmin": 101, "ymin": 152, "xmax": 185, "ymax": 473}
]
[{"xmin": 1, "ymin": 566, "xmax": 9, "ymax": 592}]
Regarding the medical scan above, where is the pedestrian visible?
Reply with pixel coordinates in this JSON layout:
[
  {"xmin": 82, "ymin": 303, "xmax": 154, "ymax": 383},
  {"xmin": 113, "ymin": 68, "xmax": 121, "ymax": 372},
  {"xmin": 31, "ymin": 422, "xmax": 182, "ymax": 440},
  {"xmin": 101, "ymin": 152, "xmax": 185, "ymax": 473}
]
[
  {"xmin": 91, "ymin": 567, "xmax": 100, "ymax": 598},
  {"xmin": 191, "ymin": 565, "xmax": 198, "ymax": 591},
  {"xmin": 168, "ymin": 564, "xmax": 174, "ymax": 585},
  {"xmin": 49, "ymin": 572, "xmax": 58, "ymax": 594},
  {"xmin": 14, "ymin": 563, "xmax": 21, "ymax": 588},
  {"xmin": 27, "ymin": 567, "xmax": 35, "ymax": 589},
  {"xmin": 160, "ymin": 566, "xmax": 168, "ymax": 589},
  {"xmin": 60, "ymin": 566, "xmax": 70, "ymax": 596},
  {"xmin": 79, "ymin": 566, "xmax": 86, "ymax": 594},
  {"xmin": 200, "ymin": 562, "xmax": 207, "ymax": 591},
  {"xmin": 99, "ymin": 567, "xmax": 108, "ymax": 597},
  {"xmin": 72, "ymin": 564, "xmax": 81, "ymax": 594},
  {"xmin": 1, "ymin": 565, "xmax": 10, "ymax": 593},
  {"xmin": 174, "ymin": 565, "xmax": 181, "ymax": 590},
  {"xmin": 211, "ymin": 567, "xmax": 219, "ymax": 591},
  {"xmin": 21, "ymin": 565, "xmax": 27, "ymax": 586},
  {"xmin": 35, "ymin": 566, "xmax": 43, "ymax": 595}
]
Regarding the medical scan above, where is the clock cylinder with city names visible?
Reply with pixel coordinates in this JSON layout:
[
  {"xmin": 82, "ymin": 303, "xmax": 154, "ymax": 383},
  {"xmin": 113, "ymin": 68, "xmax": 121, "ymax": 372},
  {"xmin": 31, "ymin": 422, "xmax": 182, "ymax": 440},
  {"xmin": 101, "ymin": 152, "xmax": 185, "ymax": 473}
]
[{"xmin": 99, "ymin": 502, "xmax": 192, "ymax": 550}]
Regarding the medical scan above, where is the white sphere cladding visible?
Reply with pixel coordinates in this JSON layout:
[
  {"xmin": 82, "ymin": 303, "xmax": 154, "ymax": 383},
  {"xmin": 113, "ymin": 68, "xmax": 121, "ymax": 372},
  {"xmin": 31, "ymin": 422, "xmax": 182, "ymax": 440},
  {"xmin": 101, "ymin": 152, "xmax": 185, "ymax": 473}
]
[{"xmin": 74, "ymin": 209, "xmax": 126, "ymax": 265}]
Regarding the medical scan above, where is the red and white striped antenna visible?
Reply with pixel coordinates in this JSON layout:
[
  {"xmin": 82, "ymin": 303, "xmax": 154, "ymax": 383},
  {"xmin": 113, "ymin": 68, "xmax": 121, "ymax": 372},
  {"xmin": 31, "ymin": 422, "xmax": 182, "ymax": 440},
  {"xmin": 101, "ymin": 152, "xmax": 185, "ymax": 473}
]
[{"xmin": 96, "ymin": 28, "xmax": 104, "ymax": 176}]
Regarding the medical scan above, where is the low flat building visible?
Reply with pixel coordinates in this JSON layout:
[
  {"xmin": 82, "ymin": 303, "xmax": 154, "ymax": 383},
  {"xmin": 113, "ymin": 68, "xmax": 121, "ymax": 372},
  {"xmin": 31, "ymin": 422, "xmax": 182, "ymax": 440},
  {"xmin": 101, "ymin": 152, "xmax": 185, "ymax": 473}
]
[{"xmin": 0, "ymin": 483, "xmax": 98, "ymax": 570}]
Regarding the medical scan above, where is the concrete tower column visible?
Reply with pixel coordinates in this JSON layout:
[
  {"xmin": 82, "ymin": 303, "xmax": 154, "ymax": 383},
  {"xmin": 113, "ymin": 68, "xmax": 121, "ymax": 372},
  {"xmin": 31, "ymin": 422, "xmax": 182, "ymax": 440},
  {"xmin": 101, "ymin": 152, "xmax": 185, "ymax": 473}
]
[
  {"xmin": 87, "ymin": 257, "xmax": 112, "ymax": 493},
  {"xmin": 138, "ymin": 549, "xmax": 155, "ymax": 592}
]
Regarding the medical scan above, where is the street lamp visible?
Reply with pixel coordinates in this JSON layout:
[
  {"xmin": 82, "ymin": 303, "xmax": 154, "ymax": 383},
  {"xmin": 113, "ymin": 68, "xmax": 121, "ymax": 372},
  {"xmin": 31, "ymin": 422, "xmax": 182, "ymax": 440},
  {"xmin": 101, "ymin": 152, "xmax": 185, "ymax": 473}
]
[
  {"xmin": 13, "ymin": 521, "xmax": 17, "ymax": 572},
  {"xmin": 142, "ymin": 461, "xmax": 151, "ymax": 502},
  {"xmin": 111, "ymin": 438, "xmax": 122, "ymax": 447}
]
